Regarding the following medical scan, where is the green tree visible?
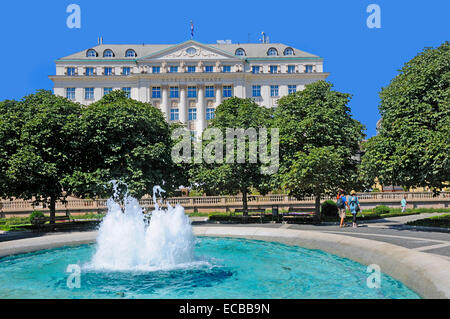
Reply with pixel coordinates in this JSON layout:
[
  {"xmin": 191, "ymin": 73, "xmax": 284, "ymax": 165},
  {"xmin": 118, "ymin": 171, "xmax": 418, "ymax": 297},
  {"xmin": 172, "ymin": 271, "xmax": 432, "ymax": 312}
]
[
  {"xmin": 275, "ymin": 81, "xmax": 365, "ymax": 221},
  {"xmin": 67, "ymin": 90, "xmax": 186, "ymax": 202},
  {"xmin": 189, "ymin": 97, "xmax": 275, "ymax": 214},
  {"xmin": 0, "ymin": 99, "xmax": 23, "ymax": 199},
  {"xmin": 0, "ymin": 90, "xmax": 82, "ymax": 223},
  {"xmin": 361, "ymin": 42, "xmax": 450, "ymax": 192}
]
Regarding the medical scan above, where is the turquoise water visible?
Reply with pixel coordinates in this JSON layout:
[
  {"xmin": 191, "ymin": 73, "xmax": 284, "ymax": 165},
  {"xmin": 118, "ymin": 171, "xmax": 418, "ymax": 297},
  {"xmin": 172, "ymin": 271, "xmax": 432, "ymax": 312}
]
[{"xmin": 0, "ymin": 237, "xmax": 420, "ymax": 299}]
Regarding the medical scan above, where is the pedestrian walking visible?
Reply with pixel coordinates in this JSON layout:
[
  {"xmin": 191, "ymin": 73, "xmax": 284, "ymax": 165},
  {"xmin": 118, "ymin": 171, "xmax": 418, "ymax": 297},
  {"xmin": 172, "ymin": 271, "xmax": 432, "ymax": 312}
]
[
  {"xmin": 336, "ymin": 189, "xmax": 347, "ymax": 228},
  {"xmin": 348, "ymin": 190, "xmax": 361, "ymax": 228},
  {"xmin": 401, "ymin": 196, "xmax": 407, "ymax": 213}
]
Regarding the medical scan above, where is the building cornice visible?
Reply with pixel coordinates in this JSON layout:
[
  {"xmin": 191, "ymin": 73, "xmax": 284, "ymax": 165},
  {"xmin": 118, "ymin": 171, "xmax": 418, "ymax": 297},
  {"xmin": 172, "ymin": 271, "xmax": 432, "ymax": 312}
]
[
  {"xmin": 49, "ymin": 72, "xmax": 330, "ymax": 83},
  {"xmin": 246, "ymin": 57, "xmax": 323, "ymax": 62},
  {"xmin": 55, "ymin": 57, "xmax": 323, "ymax": 64},
  {"xmin": 56, "ymin": 59, "xmax": 138, "ymax": 63}
]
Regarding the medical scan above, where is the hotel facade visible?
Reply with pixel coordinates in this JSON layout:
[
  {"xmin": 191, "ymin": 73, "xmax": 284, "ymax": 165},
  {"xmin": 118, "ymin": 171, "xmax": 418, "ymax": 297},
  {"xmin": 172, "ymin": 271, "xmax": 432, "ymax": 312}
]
[{"xmin": 50, "ymin": 40, "xmax": 329, "ymax": 136}]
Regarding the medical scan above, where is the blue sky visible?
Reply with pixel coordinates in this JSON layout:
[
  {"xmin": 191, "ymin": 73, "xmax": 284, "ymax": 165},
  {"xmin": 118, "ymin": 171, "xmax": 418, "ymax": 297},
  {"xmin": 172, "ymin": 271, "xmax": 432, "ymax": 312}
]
[{"xmin": 0, "ymin": 0, "xmax": 448, "ymax": 137}]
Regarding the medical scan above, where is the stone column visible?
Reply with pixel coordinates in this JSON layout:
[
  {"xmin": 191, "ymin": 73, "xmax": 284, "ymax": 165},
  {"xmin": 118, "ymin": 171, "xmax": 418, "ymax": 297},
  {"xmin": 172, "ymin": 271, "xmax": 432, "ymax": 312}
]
[
  {"xmin": 161, "ymin": 85, "xmax": 169, "ymax": 121},
  {"xmin": 235, "ymin": 81, "xmax": 246, "ymax": 98},
  {"xmin": 197, "ymin": 85, "xmax": 206, "ymax": 136},
  {"xmin": 94, "ymin": 88, "xmax": 102, "ymax": 102},
  {"xmin": 138, "ymin": 86, "xmax": 147, "ymax": 103},
  {"xmin": 179, "ymin": 85, "xmax": 188, "ymax": 124},
  {"xmin": 215, "ymin": 85, "xmax": 222, "ymax": 107}
]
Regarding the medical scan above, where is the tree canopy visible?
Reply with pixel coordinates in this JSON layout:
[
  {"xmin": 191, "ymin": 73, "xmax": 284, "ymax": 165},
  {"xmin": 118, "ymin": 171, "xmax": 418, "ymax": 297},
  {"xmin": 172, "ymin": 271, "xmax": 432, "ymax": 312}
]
[
  {"xmin": 361, "ymin": 42, "xmax": 450, "ymax": 192},
  {"xmin": 274, "ymin": 81, "xmax": 366, "ymax": 219},
  {"xmin": 66, "ymin": 90, "xmax": 186, "ymax": 202},
  {"xmin": 188, "ymin": 97, "xmax": 275, "ymax": 213},
  {"xmin": 0, "ymin": 90, "xmax": 83, "ymax": 221},
  {"xmin": 0, "ymin": 90, "xmax": 187, "ymax": 221}
]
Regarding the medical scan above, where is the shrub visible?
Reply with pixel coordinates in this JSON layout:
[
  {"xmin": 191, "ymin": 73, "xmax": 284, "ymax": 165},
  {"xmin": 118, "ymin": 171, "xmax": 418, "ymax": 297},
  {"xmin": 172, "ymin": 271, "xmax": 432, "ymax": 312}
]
[
  {"xmin": 373, "ymin": 205, "xmax": 391, "ymax": 215},
  {"xmin": 189, "ymin": 189, "xmax": 205, "ymax": 197},
  {"xmin": 29, "ymin": 211, "xmax": 46, "ymax": 225},
  {"xmin": 321, "ymin": 200, "xmax": 338, "ymax": 217}
]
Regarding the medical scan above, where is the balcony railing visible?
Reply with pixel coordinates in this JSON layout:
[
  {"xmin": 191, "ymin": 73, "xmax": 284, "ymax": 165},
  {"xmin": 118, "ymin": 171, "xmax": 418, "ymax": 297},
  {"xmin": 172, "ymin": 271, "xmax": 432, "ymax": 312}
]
[{"xmin": 1, "ymin": 192, "xmax": 448, "ymax": 214}]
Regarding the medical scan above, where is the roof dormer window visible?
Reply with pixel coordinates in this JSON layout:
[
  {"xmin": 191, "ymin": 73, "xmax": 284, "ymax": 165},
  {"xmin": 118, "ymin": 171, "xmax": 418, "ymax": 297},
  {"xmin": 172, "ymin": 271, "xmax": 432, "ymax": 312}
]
[
  {"xmin": 103, "ymin": 49, "xmax": 114, "ymax": 58},
  {"xmin": 235, "ymin": 48, "xmax": 246, "ymax": 56},
  {"xmin": 284, "ymin": 47, "xmax": 294, "ymax": 56},
  {"xmin": 87, "ymin": 49, "xmax": 98, "ymax": 57},
  {"xmin": 267, "ymin": 48, "xmax": 278, "ymax": 56},
  {"xmin": 126, "ymin": 49, "xmax": 137, "ymax": 57}
]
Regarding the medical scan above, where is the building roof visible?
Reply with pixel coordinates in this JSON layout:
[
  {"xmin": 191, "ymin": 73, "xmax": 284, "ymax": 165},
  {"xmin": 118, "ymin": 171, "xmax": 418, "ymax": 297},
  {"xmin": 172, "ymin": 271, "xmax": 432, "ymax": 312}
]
[{"xmin": 57, "ymin": 41, "xmax": 321, "ymax": 61}]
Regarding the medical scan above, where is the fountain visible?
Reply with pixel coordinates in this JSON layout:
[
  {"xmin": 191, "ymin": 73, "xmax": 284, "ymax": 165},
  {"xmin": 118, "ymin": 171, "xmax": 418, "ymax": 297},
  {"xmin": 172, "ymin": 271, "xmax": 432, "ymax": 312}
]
[
  {"xmin": 0, "ymin": 185, "xmax": 422, "ymax": 299},
  {"xmin": 86, "ymin": 185, "xmax": 196, "ymax": 271}
]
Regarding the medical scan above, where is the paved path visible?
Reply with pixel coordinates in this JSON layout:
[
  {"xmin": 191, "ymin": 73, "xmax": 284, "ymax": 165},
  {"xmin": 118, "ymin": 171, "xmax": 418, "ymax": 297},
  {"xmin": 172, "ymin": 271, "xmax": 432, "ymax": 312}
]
[
  {"xmin": 202, "ymin": 213, "xmax": 450, "ymax": 261},
  {"xmin": 360, "ymin": 212, "xmax": 448, "ymax": 225}
]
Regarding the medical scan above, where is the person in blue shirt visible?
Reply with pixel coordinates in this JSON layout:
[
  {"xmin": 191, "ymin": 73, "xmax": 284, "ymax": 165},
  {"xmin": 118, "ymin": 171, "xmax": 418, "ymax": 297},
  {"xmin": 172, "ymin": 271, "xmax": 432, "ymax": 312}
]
[
  {"xmin": 336, "ymin": 189, "xmax": 347, "ymax": 228},
  {"xmin": 401, "ymin": 196, "xmax": 407, "ymax": 213},
  {"xmin": 348, "ymin": 190, "xmax": 361, "ymax": 228}
]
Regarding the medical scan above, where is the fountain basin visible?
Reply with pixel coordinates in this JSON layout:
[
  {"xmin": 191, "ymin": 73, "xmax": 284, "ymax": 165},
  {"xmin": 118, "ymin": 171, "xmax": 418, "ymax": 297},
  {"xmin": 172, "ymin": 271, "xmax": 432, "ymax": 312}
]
[
  {"xmin": 1, "ymin": 227, "xmax": 449, "ymax": 298},
  {"xmin": 0, "ymin": 236, "xmax": 419, "ymax": 299}
]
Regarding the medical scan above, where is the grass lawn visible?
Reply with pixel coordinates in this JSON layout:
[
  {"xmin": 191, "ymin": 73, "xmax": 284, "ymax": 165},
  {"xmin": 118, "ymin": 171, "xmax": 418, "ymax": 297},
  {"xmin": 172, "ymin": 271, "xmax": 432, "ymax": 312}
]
[
  {"xmin": 0, "ymin": 213, "xmax": 106, "ymax": 231},
  {"xmin": 406, "ymin": 214, "xmax": 450, "ymax": 228}
]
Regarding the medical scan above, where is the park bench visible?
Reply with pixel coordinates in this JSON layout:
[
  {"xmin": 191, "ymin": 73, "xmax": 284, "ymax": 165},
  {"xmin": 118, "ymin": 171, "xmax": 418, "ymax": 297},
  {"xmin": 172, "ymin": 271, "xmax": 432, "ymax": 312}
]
[
  {"xmin": 282, "ymin": 207, "xmax": 315, "ymax": 224},
  {"xmin": 31, "ymin": 211, "xmax": 74, "ymax": 229},
  {"xmin": 233, "ymin": 208, "xmax": 267, "ymax": 223}
]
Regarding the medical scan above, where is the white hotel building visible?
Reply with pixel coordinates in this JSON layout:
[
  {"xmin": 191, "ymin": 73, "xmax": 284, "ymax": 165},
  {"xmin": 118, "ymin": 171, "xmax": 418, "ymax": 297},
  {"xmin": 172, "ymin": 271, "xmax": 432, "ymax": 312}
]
[{"xmin": 50, "ymin": 40, "xmax": 329, "ymax": 136}]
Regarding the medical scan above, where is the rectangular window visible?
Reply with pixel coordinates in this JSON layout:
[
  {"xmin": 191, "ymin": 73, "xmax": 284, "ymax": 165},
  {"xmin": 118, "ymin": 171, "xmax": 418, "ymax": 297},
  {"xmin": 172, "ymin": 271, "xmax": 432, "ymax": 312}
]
[
  {"xmin": 252, "ymin": 66, "xmax": 260, "ymax": 74},
  {"xmin": 103, "ymin": 87, "xmax": 113, "ymax": 96},
  {"xmin": 205, "ymin": 66, "xmax": 214, "ymax": 73},
  {"xmin": 188, "ymin": 108, "xmax": 197, "ymax": 121},
  {"xmin": 252, "ymin": 85, "xmax": 261, "ymax": 97},
  {"xmin": 122, "ymin": 67, "xmax": 131, "ymax": 75},
  {"xmin": 270, "ymin": 65, "xmax": 278, "ymax": 74},
  {"xmin": 122, "ymin": 87, "xmax": 131, "ymax": 98},
  {"xmin": 152, "ymin": 87, "xmax": 161, "ymax": 99},
  {"xmin": 85, "ymin": 67, "xmax": 94, "ymax": 76},
  {"xmin": 152, "ymin": 66, "xmax": 160, "ymax": 74},
  {"xmin": 187, "ymin": 66, "xmax": 196, "ymax": 73},
  {"xmin": 222, "ymin": 66, "xmax": 231, "ymax": 73},
  {"xmin": 104, "ymin": 67, "xmax": 113, "ymax": 76},
  {"xmin": 287, "ymin": 65, "xmax": 296, "ymax": 74},
  {"xmin": 305, "ymin": 65, "xmax": 313, "ymax": 73},
  {"xmin": 223, "ymin": 86, "xmax": 233, "ymax": 98},
  {"xmin": 188, "ymin": 86, "xmax": 197, "ymax": 98},
  {"xmin": 67, "ymin": 67, "xmax": 76, "ymax": 76},
  {"xmin": 170, "ymin": 109, "xmax": 179, "ymax": 121},
  {"xmin": 169, "ymin": 66, "xmax": 178, "ymax": 73},
  {"xmin": 85, "ymin": 88, "xmax": 94, "ymax": 100},
  {"xmin": 66, "ymin": 88, "xmax": 75, "ymax": 100},
  {"xmin": 206, "ymin": 108, "xmax": 215, "ymax": 121},
  {"xmin": 170, "ymin": 87, "xmax": 179, "ymax": 98},
  {"xmin": 205, "ymin": 86, "xmax": 215, "ymax": 98},
  {"xmin": 270, "ymin": 85, "xmax": 279, "ymax": 97},
  {"xmin": 288, "ymin": 85, "xmax": 297, "ymax": 94}
]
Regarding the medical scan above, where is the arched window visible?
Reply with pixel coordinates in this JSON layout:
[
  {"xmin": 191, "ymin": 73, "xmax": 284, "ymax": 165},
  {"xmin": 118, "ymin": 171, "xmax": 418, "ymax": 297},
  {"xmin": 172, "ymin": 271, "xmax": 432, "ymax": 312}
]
[
  {"xmin": 86, "ymin": 49, "xmax": 98, "ymax": 57},
  {"xmin": 103, "ymin": 49, "xmax": 114, "ymax": 58},
  {"xmin": 284, "ymin": 47, "xmax": 294, "ymax": 56},
  {"xmin": 125, "ymin": 49, "xmax": 137, "ymax": 57},
  {"xmin": 267, "ymin": 48, "xmax": 278, "ymax": 56},
  {"xmin": 235, "ymin": 48, "xmax": 246, "ymax": 56}
]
